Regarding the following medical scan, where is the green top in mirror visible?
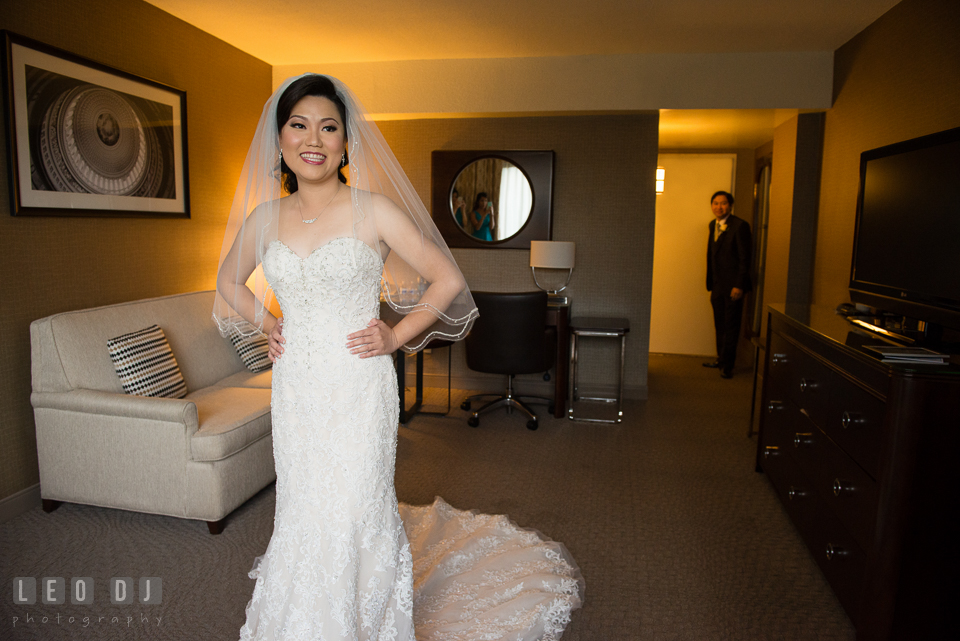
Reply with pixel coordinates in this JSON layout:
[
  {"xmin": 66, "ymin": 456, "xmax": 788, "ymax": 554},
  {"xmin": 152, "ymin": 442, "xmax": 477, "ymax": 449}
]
[{"xmin": 450, "ymin": 157, "xmax": 533, "ymax": 242}]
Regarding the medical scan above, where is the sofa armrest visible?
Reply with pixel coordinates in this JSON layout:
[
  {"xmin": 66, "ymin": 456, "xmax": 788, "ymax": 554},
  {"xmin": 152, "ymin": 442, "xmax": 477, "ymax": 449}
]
[{"xmin": 31, "ymin": 389, "xmax": 198, "ymax": 431}]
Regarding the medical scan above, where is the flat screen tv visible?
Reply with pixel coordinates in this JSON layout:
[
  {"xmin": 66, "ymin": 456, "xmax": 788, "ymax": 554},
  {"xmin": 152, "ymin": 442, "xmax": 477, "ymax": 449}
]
[{"xmin": 849, "ymin": 125, "xmax": 960, "ymax": 333}]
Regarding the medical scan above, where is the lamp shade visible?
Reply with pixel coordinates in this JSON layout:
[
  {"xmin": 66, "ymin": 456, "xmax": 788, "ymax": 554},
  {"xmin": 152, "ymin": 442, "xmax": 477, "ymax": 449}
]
[{"xmin": 530, "ymin": 241, "xmax": 575, "ymax": 269}]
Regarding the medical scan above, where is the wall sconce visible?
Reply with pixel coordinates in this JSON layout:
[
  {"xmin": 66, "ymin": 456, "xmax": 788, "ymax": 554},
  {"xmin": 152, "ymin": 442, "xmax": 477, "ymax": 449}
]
[
  {"xmin": 530, "ymin": 241, "xmax": 575, "ymax": 306},
  {"xmin": 656, "ymin": 167, "xmax": 665, "ymax": 194}
]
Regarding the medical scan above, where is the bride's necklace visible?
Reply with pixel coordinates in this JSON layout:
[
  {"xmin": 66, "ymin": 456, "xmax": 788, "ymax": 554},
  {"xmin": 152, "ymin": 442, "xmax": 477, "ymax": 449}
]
[{"xmin": 297, "ymin": 184, "xmax": 340, "ymax": 224}]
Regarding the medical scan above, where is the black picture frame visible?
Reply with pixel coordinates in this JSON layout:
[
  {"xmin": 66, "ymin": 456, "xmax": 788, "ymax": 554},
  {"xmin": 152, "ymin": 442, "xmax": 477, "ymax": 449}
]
[
  {"xmin": 431, "ymin": 150, "xmax": 553, "ymax": 249},
  {"xmin": 2, "ymin": 31, "xmax": 189, "ymax": 217}
]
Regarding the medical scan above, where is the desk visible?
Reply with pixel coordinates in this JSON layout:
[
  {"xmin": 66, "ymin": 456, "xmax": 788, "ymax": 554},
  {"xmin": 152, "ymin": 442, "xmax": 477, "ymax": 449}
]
[
  {"xmin": 395, "ymin": 339, "xmax": 452, "ymax": 424},
  {"xmin": 389, "ymin": 302, "xmax": 569, "ymax": 421},
  {"xmin": 546, "ymin": 304, "xmax": 570, "ymax": 418}
]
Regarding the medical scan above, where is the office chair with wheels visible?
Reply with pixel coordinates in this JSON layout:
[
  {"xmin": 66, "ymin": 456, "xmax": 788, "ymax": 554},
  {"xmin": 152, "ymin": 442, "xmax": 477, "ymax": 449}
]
[{"xmin": 460, "ymin": 291, "xmax": 556, "ymax": 430}]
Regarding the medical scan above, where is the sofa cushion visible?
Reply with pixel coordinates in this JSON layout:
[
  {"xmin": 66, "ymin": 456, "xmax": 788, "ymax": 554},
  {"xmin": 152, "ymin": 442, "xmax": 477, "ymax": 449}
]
[
  {"xmin": 188, "ymin": 387, "xmax": 272, "ymax": 462},
  {"xmin": 32, "ymin": 291, "xmax": 246, "ymax": 395},
  {"xmin": 107, "ymin": 325, "xmax": 187, "ymax": 398},
  {"xmin": 216, "ymin": 370, "xmax": 273, "ymax": 389},
  {"xmin": 228, "ymin": 325, "xmax": 272, "ymax": 373}
]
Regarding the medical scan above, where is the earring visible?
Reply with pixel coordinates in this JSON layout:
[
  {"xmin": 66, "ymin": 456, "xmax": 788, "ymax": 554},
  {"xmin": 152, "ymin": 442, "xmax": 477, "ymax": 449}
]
[
  {"xmin": 278, "ymin": 149, "xmax": 283, "ymax": 161},
  {"xmin": 340, "ymin": 153, "xmax": 347, "ymax": 168}
]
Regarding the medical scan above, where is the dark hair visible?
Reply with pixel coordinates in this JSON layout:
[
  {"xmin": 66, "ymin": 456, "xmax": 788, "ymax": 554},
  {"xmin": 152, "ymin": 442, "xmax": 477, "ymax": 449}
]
[
  {"xmin": 473, "ymin": 192, "xmax": 489, "ymax": 210},
  {"xmin": 276, "ymin": 75, "xmax": 349, "ymax": 193},
  {"xmin": 710, "ymin": 190, "xmax": 734, "ymax": 206}
]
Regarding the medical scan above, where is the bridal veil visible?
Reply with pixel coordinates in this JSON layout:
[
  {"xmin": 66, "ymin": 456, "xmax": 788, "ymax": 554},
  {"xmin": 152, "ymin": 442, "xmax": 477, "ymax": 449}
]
[{"xmin": 212, "ymin": 74, "xmax": 477, "ymax": 352}]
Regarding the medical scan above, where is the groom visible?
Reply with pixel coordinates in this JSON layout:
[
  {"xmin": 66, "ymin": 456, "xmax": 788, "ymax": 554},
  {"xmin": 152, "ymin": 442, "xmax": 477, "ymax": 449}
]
[{"xmin": 704, "ymin": 191, "xmax": 752, "ymax": 379}]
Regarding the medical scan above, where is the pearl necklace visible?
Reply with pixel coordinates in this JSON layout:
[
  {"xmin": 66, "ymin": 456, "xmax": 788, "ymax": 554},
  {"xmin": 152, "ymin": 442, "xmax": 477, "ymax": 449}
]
[{"xmin": 297, "ymin": 184, "xmax": 340, "ymax": 224}]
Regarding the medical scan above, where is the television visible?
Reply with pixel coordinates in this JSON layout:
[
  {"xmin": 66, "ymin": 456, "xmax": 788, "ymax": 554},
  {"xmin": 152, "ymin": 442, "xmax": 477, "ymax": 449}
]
[{"xmin": 849, "ymin": 125, "xmax": 960, "ymax": 335}]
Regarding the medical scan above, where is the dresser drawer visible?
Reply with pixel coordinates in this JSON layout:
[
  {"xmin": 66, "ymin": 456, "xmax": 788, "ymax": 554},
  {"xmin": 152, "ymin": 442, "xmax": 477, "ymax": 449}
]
[
  {"xmin": 760, "ymin": 429, "xmax": 815, "ymax": 512},
  {"xmin": 816, "ymin": 375, "xmax": 885, "ymax": 480},
  {"xmin": 761, "ymin": 444, "xmax": 866, "ymax": 624},
  {"xmin": 767, "ymin": 332, "xmax": 885, "ymax": 478},
  {"xmin": 787, "ymin": 407, "xmax": 879, "ymax": 551},
  {"xmin": 803, "ymin": 491, "xmax": 867, "ymax": 625}
]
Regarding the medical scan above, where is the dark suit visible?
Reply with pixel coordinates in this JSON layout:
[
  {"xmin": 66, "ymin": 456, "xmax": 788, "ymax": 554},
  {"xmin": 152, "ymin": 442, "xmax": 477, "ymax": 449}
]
[{"xmin": 707, "ymin": 214, "xmax": 752, "ymax": 372}]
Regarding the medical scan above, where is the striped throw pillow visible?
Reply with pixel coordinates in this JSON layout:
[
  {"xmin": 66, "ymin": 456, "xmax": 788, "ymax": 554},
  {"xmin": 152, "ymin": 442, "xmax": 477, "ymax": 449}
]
[
  {"xmin": 107, "ymin": 325, "xmax": 187, "ymax": 398},
  {"xmin": 228, "ymin": 325, "xmax": 272, "ymax": 373}
]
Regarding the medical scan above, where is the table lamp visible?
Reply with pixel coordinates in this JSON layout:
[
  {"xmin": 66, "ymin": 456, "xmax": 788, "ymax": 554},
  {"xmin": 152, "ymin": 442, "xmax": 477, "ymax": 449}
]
[{"xmin": 530, "ymin": 241, "xmax": 575, "ymax": 306}]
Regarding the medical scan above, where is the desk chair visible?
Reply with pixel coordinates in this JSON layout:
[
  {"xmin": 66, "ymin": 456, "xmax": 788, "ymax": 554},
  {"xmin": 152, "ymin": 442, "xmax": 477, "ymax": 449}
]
[{"xmin": 460, "ymin": 291, "xmax": 556, "ymax": 430}]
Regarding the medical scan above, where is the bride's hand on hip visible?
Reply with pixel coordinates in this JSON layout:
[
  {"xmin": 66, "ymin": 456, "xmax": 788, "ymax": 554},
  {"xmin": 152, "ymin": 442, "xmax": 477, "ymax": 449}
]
[
  {"xmin": 347, "ymin": 319, "xmax": 399, "ymax": 358},
  {"xmin": 268, "ymin": 318, "xmax": 284, "ymax": 362}
]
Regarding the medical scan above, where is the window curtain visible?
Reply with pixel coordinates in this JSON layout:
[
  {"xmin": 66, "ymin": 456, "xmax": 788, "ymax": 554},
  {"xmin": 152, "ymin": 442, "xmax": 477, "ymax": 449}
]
[{"xmin": 496, "ymin": 166, "xmax": 532, "ymax": 240}]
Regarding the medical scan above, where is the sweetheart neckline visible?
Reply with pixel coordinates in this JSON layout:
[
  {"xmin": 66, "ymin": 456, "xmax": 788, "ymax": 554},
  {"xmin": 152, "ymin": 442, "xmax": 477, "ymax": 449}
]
[{"xmin": 269, "ymin": 238, "xmax": 382, "ymax": 265}]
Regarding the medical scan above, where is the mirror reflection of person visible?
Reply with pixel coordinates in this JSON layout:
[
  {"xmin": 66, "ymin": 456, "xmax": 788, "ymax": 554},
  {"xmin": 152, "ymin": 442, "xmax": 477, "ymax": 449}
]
[
  {"xmin": 451, "ymin": 188, "xmax": 467, "ymax": 228},
  {"xmin": 470, "ymin": 192, "xmax": 496, "ymax": 241}
]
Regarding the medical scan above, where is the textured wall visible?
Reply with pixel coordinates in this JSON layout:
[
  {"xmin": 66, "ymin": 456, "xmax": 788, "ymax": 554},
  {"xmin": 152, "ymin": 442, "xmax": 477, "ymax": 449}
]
[
  {"xmin": 0, "ymin": 0, "xmax": 272, "ymax": 502},
  {"xmin": 761, "ymin": 116, "xmax": 799, "ymax": 337},
  {"xmin": 814, "ymin": 0, "xmax": 960, "ymax": 308},
  {"xmin": 377, "ymin": 114, "xmax": 660, "ymax": 399}
]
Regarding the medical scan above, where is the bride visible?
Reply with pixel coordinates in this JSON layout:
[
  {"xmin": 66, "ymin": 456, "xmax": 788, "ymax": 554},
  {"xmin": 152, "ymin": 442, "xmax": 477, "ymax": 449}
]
[{"xmin": 214, "ymin": 74, "xmax": 582, "ymax": 640}]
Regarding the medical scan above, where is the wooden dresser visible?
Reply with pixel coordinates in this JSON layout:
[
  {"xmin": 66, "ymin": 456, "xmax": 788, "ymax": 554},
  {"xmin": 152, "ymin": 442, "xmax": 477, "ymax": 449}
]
[{"xmin": 756, "ymin": 305, "xmax": 960, "ymax": 641}]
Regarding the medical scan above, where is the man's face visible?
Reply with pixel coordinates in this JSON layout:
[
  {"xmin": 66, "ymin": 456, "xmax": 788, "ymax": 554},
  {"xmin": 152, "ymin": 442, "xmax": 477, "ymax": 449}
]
[{"xmin": 711, "ymin": 195, "xmax": 731, "ymax": 220}]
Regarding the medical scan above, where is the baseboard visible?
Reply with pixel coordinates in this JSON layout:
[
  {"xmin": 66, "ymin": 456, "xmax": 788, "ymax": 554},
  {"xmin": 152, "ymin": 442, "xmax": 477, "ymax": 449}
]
[
  {"xmin": 569, "ymin": 383, "xmax": 648, "ymax": 401},
  {"xmin": 0, "ymin": 483, "xmax": 41, "ymax": 524},
  {"xmin": 409, "ymin": 373, "xmax": 648, "ymax": 401}
]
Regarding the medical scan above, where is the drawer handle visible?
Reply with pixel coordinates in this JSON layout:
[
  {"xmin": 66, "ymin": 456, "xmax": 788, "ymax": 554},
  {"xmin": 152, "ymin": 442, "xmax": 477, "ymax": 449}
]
[
  {"xmin": 767, "ymin": 401, "xmax": 784, "ymax": 413},
  {"xmin": 793, "ymin": 432, "xmax": 812, "ymax": 448},
  {"xmin": 799, "ymin": 378, "xmax": 818, "ymax": 392},
  {"xmin": 787, "ymin": 485, "xmax": 807, "ymax": 500},
  {"xmin": 772, "ymin": 353, "xmax": 789, "ymax": 364},
  {"xmin": 825, "ymin": 543, "xmax": 848, "ymax": 561},
  {"xmin": 763, "ymin": 446, "xmax": 780, "ymax": 459},
  {"xmin": 833, "ymin": 479, "xmax": 853, "ymax": 497},
  {"xmin": 841, "ymin": 411, "xmax": 864, "ymax": 429}
]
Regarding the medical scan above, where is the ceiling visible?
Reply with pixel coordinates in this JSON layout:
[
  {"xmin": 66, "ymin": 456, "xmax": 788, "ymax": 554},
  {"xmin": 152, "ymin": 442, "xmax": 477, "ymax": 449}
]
[
  {"xmin": 146, "ymin": 0, "xmax": 899, "ymax": 65},
  {"xmin": 146, "ymin": 0, "xmax": 901, "ymax": 148}
]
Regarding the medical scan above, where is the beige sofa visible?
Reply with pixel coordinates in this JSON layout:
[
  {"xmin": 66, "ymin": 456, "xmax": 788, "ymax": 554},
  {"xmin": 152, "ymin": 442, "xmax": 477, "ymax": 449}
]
[{"xmin": 29, "ymin": 290, "xmax": 275, "ymax": 534}]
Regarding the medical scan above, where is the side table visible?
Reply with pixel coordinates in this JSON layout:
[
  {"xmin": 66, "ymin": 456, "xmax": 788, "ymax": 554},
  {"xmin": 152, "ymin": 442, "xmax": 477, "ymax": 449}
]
[{"xmin": 568, "ymin": 317, "xmax": 630, "ymax": 423}]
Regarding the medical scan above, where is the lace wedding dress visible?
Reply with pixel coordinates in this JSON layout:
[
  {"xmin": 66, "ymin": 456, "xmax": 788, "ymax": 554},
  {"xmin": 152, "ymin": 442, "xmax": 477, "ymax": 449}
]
[{"xmin": 239, "ymin": 237, "xmax": 582, "ymax": 641}]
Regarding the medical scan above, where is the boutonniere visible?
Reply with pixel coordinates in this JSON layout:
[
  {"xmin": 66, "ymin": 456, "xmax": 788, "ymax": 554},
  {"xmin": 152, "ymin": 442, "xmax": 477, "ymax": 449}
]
[{"xmin": 718, "ymin": 221, "xmax": 728, "ymax": 233}]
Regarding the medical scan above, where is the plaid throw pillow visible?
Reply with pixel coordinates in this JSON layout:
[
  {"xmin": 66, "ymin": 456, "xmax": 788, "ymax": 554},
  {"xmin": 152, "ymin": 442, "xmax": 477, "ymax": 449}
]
[
  {"xmin": 107, "ymin": 325, "xmax": 187, "ymax": 398},
  {"xmin": 228, "ymin": 325, "xmax": 272, "ymax": 373}
]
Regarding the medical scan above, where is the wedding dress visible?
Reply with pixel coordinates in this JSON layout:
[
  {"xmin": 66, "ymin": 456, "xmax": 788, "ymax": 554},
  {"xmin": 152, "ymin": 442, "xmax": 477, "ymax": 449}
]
[{"xmin": 239, "ymin": 237, "xmax": 582, "ymax": 641}]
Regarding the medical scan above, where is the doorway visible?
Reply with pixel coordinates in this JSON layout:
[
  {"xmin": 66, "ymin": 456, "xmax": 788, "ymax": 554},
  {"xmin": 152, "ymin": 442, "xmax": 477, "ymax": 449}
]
[{"xmin": 649, "ymin": 153, "xmax": 736, "ymax": 356}]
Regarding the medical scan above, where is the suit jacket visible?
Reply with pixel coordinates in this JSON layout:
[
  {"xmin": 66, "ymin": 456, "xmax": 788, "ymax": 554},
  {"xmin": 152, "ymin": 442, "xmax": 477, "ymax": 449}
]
[{"xmin": 707, "ymin": 214, "xmax": 753, "ymax": 296}]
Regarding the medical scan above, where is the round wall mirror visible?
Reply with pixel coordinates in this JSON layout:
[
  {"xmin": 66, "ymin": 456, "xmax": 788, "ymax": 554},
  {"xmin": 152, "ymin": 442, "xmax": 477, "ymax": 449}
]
[{"xmin": 449, "ymin": 157, "xmax": 533, "ymax": 243}]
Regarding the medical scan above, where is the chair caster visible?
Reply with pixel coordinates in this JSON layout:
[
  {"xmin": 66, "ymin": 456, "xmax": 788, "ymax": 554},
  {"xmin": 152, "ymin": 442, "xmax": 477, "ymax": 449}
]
[
  {"xmin": 460, "ymin": 400, "xmax": 471, "ymax": 411},
  {"xmin": 526, "ymin": 419, "xmax": 539, "ymax": 430},
  {"xmin": 467, "ymin": 415, "xmax": 480, "ymax": 428}
]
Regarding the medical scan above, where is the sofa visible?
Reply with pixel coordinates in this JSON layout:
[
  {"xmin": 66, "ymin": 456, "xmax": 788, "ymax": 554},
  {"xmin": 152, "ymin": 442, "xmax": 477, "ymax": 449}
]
[{"xmin": 29, "ymin": 290, "xmax": 275, "ymax": 534}]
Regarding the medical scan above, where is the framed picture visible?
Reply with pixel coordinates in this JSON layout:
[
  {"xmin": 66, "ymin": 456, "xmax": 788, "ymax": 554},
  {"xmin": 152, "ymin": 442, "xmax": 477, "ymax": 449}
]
[{"xmin": 2, "ymin": 31, "xmax": 189, "ymax": 217}]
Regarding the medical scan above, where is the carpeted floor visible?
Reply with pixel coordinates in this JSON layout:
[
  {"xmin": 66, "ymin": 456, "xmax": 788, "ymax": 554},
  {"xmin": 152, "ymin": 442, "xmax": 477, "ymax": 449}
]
[{"xmin": 0, "ymin": 355, "xmax": 855, "ymax": 640}]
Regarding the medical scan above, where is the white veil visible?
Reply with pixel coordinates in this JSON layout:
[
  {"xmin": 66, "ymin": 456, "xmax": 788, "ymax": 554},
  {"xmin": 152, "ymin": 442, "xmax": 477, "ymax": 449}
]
[{"xmin": 212, "ymin": 74, "xmax": 477, "ymax": 352}]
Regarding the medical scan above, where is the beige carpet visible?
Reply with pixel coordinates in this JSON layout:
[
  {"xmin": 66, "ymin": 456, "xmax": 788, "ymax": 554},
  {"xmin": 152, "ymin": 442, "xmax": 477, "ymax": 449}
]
[{"xmin": 0, "ymin": 355, "xmax": 854, "ymax": 640}]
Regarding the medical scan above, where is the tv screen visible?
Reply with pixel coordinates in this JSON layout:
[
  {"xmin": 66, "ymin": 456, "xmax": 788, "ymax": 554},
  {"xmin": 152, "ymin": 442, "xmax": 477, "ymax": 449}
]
[{"xmin": 850, "ymin": 126, "xmax": 960, "ymax": 330}]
